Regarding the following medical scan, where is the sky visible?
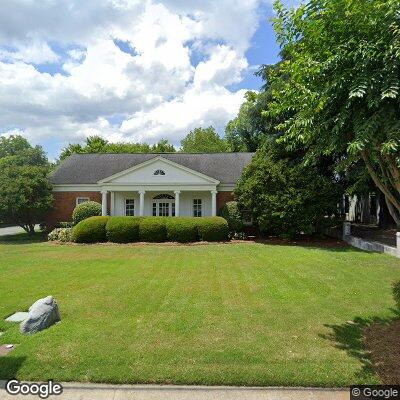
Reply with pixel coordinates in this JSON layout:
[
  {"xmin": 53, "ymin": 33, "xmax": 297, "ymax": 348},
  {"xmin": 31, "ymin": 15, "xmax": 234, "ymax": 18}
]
[{"xmin": 0, "ymin": 0, "xmax": 295, "ymax": 159}]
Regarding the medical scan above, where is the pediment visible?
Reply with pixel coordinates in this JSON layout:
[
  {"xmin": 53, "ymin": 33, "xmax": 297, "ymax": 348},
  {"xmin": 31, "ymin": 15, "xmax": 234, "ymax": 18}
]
[{"xmin": 98, "ymin": 156, "xmax": 219, "ymax": 185}]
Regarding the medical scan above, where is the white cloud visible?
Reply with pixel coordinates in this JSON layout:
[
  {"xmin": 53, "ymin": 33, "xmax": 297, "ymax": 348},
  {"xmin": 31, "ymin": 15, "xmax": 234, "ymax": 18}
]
[{"xmin": 0, "ymin": 0, "xmax": 266, "ymax": 156}]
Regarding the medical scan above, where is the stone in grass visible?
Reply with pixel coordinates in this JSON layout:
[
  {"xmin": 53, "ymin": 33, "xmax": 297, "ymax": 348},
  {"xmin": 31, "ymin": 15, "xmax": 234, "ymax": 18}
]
[
  {"xmin": 5, "ymin": 312, "xmax": 29, "ymax": 323},
  {"xmin": 20, "ymin": 296, "xmax": 61, "ymax": 335}
]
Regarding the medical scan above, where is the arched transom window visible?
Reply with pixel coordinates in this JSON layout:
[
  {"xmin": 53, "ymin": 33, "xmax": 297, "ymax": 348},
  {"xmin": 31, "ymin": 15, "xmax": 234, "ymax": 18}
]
[
  {"xmin": 153, "ymin": 169, "xmax": 165, "ymax": 176},
  {"xmin": 153, "ymin": 194, "xmax": 174, "ymax": 199}
]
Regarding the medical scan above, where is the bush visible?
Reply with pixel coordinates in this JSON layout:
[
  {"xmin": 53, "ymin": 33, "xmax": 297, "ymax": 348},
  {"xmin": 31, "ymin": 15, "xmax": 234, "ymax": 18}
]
[
  {"xmin": 58, "ymin": 221, "xmax": 75, "ymax": 228},
  {"xmin": 139, "ymin": 217, "xmax": 168, "ymax": 242},
  {"xmin": 72, "ymin": 201, "xmax": 102, "ymax": 224},
  {"xmin": 72, "ymin": 216, "xmax": 109, "ymax": 243},
  {"xmin": 166, "ymin": 218, "xmax": 198, "ymax": 243},
  {"xmin": 106, "ymin": 217, "xmax": 141, "ymax": 243},
  {"xmin": 197, "ymin": 217, "xmax": 229, "ymax": 241},
  {"xmin": 221, "ymin": 201, "xmax": 243, "ymax": 233},
  {"xmin": 393, "ymin": 281, "xmax": 400, "ymax": 309},
  {"xmin": 47, "ymin": 227, "xmax": 73, "ymax": 242}
]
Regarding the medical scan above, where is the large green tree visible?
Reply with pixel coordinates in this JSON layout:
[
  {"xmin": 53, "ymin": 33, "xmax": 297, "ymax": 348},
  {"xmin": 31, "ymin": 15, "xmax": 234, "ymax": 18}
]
[
  {"xmin": 180, "ymin": 127, "xmax": 229, "ymax": 153},
  {"xmin": 267, "ymin": 0, "xmax": 400, "ymax": 224},
  {"xmin": 0, "ymin": 136, "xmax": 53, "ymax": 234},
  {"xmin": 236, "ymin": 142, "xmax": 342, "ymax": 238},
  {"xmin": 59, "ymin": 135, "xmax": 176, "ymax": 160}
]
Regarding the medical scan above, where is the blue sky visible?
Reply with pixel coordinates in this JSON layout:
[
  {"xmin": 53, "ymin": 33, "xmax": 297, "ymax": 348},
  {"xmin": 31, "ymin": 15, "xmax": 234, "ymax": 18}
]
[{"xmin": 0, "ymin": 0, "xmax": 286, "ymax": 159}]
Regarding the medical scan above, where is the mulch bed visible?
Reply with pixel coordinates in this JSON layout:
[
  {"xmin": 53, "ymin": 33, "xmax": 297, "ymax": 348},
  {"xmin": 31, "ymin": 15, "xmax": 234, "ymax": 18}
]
[{"xmin": 364, "ymin": 319, "xmax": 400, "ymax": 384}]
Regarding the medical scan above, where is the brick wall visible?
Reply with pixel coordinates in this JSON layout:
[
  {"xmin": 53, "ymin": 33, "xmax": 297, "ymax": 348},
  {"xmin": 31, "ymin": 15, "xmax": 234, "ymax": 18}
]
[
  {"xmin": 217, "ymin": 191, "xmax": 235, "ymax": 212},
  {"xmin": 46, "ymin": 191, "xmax": 103, "ymax": 229}
]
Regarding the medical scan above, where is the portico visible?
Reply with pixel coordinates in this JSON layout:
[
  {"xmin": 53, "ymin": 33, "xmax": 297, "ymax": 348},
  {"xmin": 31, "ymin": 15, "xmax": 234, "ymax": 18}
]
[{"xmin": 97, "ymin": 156, "xmax": 220, "ymax": 218}]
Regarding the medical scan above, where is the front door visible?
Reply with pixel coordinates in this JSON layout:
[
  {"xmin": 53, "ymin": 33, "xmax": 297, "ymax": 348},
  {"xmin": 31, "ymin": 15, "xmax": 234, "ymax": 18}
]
[{"xmin": 152, "ymin": 201, "xmax": 175, "ymax": 216}]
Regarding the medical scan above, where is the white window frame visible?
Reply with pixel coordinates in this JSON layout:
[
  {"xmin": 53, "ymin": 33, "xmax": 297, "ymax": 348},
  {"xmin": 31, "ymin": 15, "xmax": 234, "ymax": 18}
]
[
  {"xmin": 76, "ymin": 197, "xmax": 90, "ymax": 206},
  {"xmin": 124, "ymin": 198, "xmax": 135, "ymax": 216},
  {"xmin": 193, "ymin": 198, "xmax": 202, "ymax": 217}
]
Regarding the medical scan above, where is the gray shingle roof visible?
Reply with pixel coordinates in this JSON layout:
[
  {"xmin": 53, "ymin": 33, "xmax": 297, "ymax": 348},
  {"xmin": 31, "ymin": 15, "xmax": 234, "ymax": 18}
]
[{"xmin": 50, "ymin": 153, "xmax": 255, "ymax": 185}]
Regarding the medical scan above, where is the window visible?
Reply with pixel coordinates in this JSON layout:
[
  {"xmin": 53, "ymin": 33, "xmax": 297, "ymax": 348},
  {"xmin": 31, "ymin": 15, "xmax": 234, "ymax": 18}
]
[
  {"xmin": 125, "ymin": 199, "xmax": 135, "ymax": 216},
  {"xmin": 76, "ymin": 197, "xmax": 90, "ymax": 206},
  {"xmin": 193, "ymin": 199, "xmax": 202, "ymax": 217},
  {"xmin": 154, "ymin": 169, "xmax": 165, "ymax": 176}
]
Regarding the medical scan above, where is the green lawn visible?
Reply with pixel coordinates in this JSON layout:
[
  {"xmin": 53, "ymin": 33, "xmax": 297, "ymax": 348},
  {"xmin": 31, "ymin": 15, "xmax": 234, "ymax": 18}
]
[{"xmin": 0, "ymin": 236, "xmax": 399, "ymax": 386}]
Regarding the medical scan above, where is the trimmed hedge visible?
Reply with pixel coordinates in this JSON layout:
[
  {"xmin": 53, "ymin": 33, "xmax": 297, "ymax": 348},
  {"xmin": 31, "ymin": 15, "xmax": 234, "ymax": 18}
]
[
  {"xmin": 221, "ymin": 201, "xmax": 243, "ymax": 233},
  {"xmin": 72, "ymin": 216, "xmax": 109, "ymax": 243},
  {"xmin": 48, "ymin": 227, "xmax": 73, "ymax": 242},
  {"xmin": 197, "ymin": 217, "xmax": 229, "ymax": 242},
  {"xmin": 71, "ymin": 216, "xmax": 229, "ymax": 243},
  {"xmin": 72, "ymin": 201, "xmax": 102, "ymax": 224},
  {"xmin": 106, "ymin": 216, "xmax": 141, "ymax": 243},
  {"xmin": 139, "ymin": 217, "xmax": 168, "ymax": 242},
  {"xmin": 393, "ymin": 281, "xmax": 400, "ymax": 309},
  {"xmin": 166, "ymin": 217, "xmax": 198, "ymax": 243}
]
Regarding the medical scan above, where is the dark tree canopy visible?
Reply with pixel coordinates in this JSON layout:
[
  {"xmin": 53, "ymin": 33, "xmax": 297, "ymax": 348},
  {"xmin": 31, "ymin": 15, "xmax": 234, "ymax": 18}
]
[{"xmin": 0, "ymin": 136, "xmax": 53, "ymax": 234}]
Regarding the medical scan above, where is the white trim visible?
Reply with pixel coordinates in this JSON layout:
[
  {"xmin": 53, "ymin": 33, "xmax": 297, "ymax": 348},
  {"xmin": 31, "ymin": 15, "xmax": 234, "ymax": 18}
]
[
  {"xmin": 217, "ymin": 184, "xmax": 235, "ymax": 191},
  {"xmin": 53, "ymin": 184, "xmax": 99, "ymax": 192},
  {"xmin": 97, "ymin": 156, "xmax": 220, "ymax": 185},
  {"xmin": 100, "ymin": 184, "xmax": 217, "ymax": 192}
]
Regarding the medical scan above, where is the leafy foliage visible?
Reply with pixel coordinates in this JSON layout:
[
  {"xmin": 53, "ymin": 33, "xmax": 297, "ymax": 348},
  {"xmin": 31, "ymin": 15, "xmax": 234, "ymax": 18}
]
[
  {"xmin": 106, "ymin": 216, "xmax": 141, "ymax": 243},
  {"xmin": 166, "ymin": 218, "xmax": 198, "ymax": 242},
  {"xmin": 393, "ymin": 281, "xmax": 400, "ymax": 310},
  {"xmin": 138, "ymin": 217, "xmax": 168, "ymax": 242},
  {"xmin": 180, "ymin": 127, "xmax": 229, "ymax": 153},
  {"xmin": 72, "ymin": 216, "xmax": 109, "ymax": 243},
  {"xmin": 221, "ymin": 201, "xmax": 243, "ymax": 233},
  {"xmin": 0, "ymin": 136, "xmax": 53, "ymax": 234},
  {"xmin": 72, "ymin": 201, "xmax": 102, "ymax": 224},
  {"xmin": 47, "ymin": 227, "xmax": 73, "ymax": 242},
  {"xmin": 235, "ymin": 143, "xmax": 342, "ymax": 238},
  {"xmin": 59, "ymin": 135, "xmax": 176, "ymax": 161},
  {"xmin": 196, "ymin": 217, "xmax": 229, "ymax": 241},
  {"xmin": 267, "ymin": 0, "xmax": 400, "ymax": 224}
]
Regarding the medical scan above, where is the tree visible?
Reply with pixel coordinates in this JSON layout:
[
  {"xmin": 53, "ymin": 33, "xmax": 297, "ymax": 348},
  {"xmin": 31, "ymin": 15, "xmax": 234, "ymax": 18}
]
[
  {"xmin": 0, "ymin": 136, "xmax": 53, "ymax": 234},
  {"xmin": 225, "ymin": 89, "xmax": 283, "ymax": 152},
  {"xmin": 235, "ymin": 142, "xmax": 342, "ymax": 238},
  {"xmin": 180, "ymin": 127, "xmax": 229, "ymax": 153},
  {"xmin": 59, "ymin": 135, "xmax": 176, "ymax": 160},
  {"xmin": 267, "ymin": 0, "xmax": 400, "ymax": 225}
]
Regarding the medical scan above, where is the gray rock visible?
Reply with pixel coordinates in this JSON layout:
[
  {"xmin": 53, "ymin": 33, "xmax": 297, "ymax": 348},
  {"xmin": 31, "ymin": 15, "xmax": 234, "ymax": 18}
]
[{"xmin": 20, "ymin": 296, "xmax": 61, "ymax": 334}]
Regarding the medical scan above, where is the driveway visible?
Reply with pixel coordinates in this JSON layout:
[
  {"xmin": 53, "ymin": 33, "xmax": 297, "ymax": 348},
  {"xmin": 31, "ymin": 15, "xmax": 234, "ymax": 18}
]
[{"xmin": 0, "ymin": 226, "xmax": 39, "ymax": 237}]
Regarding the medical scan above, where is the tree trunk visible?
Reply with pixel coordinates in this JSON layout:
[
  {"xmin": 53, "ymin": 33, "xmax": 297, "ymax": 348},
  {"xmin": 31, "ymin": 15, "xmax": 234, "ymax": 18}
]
[{"xmin": 361, "ymin": 150, "xmax": 400, "ymax": 226}]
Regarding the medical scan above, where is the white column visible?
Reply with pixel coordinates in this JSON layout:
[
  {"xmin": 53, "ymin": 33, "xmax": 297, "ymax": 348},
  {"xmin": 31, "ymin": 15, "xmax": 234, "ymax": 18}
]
[
  {"xmin": 211, "ymin": 190, "xmax": 217, "ymax": 217},
  {"xmin": 174, "ymin": 190, "xmax": 181, "ymax": 217},
  {"xmin": 101, "ymin": 190, "xmax": 108, "ymax": 216},
  {"xmin": 139, "ymin": 190, "xmax": 145, "ymax": 216},
  {"xmin": 110, "ymin": 191, "xmax": 115, "ymax": 216},
  {"xmin": 397, "ymin": 232, "xmax": 400, "ymax": 256}
]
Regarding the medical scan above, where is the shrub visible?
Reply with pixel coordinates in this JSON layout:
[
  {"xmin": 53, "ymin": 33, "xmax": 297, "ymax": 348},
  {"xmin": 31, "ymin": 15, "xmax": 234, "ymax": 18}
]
[
  {"xmin": 139, "ymin": 217, "xmax": 168, "ymax": 242},
  {"xmin": 58, "ymin": 221, "xmax": 75, "ymax": 228},
  {"xmin": 106, "ymin": 216, "xmax": 141, "ymax": 243},
  {"xmin": 47, "ymin": 227, "xmax": 73, "ymax": 242},
  {"xmin": 72, "ymin": 216, "xmax": 109, "ymax": 243},
  {"xmin": 166, "ymin": 218, "xmax": 198, "ymax": 242},
  {"xmin": 221, "ymin": 201, "xmax": 243, "ymax": 233},
  {"xmin": 72, "ymin": 201, "xmax": 102, "ymax": 224},
  {"xmin": 197, "ymin": 217, "xmax": 229, "ymax": 241},
  {"xmin": 393, "ymin": 281, "xmax": 400, "ymax": 309}
]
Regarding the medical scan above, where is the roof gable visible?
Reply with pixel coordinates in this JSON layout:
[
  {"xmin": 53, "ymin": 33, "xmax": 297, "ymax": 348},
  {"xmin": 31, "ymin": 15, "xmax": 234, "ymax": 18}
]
[{"xmin": 98, "ymin": 156, "xmax": 219, "ymax": 185}]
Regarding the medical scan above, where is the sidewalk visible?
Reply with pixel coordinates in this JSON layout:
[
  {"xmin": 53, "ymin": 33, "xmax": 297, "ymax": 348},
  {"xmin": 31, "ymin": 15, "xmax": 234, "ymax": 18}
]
[{"xmin": 0, "ymin": 382, "xmax": 349, "ymax": 400}]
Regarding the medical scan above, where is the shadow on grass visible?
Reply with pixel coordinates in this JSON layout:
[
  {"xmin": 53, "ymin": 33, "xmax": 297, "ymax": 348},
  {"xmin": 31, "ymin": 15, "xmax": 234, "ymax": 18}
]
[
  {"xmin": 0, "ymin": 232, "xmax": 47, "ymax": 245},
  {"xmin": 320, "ymin": 310, "xmax": 400, "ymax": 381},
  {"xmin": 0, "ymin": 356, "xmax": 26, "ymax": 381}
]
